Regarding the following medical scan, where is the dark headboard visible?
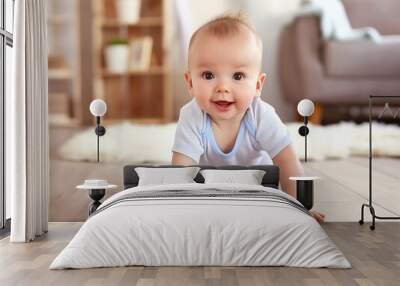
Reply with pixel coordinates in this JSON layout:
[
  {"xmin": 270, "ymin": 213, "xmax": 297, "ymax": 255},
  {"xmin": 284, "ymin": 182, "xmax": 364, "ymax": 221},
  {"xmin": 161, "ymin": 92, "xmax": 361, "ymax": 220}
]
[{"xmin": 123, "ymin": 165, "xmax": 280, "ymax": 190}]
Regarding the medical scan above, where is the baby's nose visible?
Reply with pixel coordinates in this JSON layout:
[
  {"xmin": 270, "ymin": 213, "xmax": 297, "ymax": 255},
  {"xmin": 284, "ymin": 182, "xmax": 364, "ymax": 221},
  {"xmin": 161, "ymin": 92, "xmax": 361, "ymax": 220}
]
[{"xmin": 215, "ymin": 81, "xmax": 230, "ymax": 93}]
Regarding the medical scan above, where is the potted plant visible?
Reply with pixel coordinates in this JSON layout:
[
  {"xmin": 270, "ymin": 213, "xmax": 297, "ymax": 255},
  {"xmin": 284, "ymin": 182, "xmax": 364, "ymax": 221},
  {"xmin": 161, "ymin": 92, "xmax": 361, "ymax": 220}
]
[
  {"xmin": 116, "ymin": 0, "xmax": 141, "ymax": 24},
  {"xmin": 105, "ymin": 38, "xmax": 129, "ymax": 73}
]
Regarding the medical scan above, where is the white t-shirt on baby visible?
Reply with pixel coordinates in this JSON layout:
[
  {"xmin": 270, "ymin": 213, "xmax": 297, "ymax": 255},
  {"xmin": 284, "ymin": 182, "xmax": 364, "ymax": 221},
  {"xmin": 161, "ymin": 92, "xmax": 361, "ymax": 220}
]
[{"xmin": 172, "ymin": 97, "xmax": 292, "ymax": 165}]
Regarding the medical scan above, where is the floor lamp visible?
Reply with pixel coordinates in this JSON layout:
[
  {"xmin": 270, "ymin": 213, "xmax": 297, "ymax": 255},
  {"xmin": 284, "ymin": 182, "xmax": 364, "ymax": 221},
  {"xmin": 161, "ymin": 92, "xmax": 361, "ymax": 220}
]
[
  {"xmin": 290, "ymin": 99, "xmax": 319, "ymax": 211},
  {"xmin": 77, "ymin": 99, "xmax": 116, "ymax": 216},
  {"xmin": 89, "ymin": 99, "xmax": 107, "ymax": 163},
  {"xmin": 297, "ymin": 99, "xmax": 315, "ymax": 162}
]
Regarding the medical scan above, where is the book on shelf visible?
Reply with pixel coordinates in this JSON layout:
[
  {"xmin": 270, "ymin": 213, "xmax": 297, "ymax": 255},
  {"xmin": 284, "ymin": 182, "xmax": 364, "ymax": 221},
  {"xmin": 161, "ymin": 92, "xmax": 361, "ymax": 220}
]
[{"xmin": 129, "ymin": 36, "xmax": 153, "ymax": 71}]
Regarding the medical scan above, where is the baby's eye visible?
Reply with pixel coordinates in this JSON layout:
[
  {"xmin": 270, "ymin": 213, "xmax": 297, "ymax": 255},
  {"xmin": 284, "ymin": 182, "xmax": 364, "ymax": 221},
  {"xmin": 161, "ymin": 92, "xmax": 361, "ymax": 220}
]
[
  {"xmin": 202, "ymin": 72, "xmax": 215, "ymax": 80},
  {"xmin": 233, "ymin": 72, "xmax": 245, "ymax": 81}
]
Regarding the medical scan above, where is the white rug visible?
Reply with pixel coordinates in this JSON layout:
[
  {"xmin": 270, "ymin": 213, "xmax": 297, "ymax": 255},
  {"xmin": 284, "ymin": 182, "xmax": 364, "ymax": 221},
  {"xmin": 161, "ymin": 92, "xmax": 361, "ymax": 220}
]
[{"xmin": 58, "ymin": 121, "xmax": 400, "ymax": 163}]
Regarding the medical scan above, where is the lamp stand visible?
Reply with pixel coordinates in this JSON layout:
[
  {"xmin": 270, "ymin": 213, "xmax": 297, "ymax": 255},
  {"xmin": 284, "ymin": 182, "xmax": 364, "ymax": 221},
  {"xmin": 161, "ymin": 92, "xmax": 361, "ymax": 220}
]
[
  {"xmin": 305, "ymin": 115, "xmax": 308, "ymax": 162},
  {"xmin": 94, "ymin": 116, "xmax": 106, "ymax": 163},
  {"xmin": 298, "ymin": 116, "xmax": 309, "ymax": 162}
]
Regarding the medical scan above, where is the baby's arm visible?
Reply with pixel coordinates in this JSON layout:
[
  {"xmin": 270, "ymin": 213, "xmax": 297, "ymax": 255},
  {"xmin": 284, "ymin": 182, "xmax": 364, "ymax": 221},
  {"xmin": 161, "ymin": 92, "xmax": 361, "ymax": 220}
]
[
  {"xmin": 273, "ymin": 144, "xmax": 325, "ymax": 223},
  {"xmin": 172, "ymin": 152, "xmax": 196, "ymax": 165},
  {"xmin": 253, "ymin": 100, "xmax": 302, "ymax": 195},
  {"xmin": 272, "ymin": 144, "xmax": 303, "ymax": 198},
  {"xmin": 171, "ymin": 100, "xmax": 204, "ymax": 165}
]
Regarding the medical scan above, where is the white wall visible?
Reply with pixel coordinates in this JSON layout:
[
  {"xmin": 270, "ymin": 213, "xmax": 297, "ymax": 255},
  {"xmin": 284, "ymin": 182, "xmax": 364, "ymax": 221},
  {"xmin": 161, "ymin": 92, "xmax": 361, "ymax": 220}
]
[
  {"xmin": 241, "ymin": 0, "xmax": 302, "ymax": 121},
  {"xmin": 172, "ymin": 0, "xmax": 302, "ymax": 122}
]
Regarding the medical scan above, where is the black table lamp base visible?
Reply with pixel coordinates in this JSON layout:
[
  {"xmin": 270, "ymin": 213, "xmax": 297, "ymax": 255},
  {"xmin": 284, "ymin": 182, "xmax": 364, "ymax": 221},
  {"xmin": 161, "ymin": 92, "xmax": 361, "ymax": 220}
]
[
  {"xmin": 296, "ymin": 180, "xmax": 314, "ymax": 210},
  {"xmin": 88, "ymin": 189, "xmax": 105, "ymax": 215}
]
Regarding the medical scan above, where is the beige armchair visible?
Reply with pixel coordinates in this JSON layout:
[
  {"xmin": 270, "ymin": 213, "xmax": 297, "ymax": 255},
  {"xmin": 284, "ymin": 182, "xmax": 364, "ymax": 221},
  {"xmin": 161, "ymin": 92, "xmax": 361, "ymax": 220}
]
[{"xmin": 279, "ymin": 0, "xmax": 400, "ymax": 122}]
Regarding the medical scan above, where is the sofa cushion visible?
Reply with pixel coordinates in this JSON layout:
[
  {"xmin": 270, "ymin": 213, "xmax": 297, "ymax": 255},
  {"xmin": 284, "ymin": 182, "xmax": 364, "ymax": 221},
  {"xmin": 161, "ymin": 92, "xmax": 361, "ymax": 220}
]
[
  {"xmin": 343, "ymin": 0, "xmax": 400, "ymax": 35},
  {"xmin": 323, "ymin": 36, "xmax": 400, "ymax": 77}
]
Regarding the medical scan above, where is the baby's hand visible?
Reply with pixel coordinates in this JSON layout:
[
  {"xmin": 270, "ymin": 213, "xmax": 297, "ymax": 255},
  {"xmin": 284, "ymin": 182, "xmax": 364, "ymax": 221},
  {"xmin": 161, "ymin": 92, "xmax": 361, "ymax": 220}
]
[{"xmin": 310, "ymin": 210, "xmax": 325, "ymax": 223}]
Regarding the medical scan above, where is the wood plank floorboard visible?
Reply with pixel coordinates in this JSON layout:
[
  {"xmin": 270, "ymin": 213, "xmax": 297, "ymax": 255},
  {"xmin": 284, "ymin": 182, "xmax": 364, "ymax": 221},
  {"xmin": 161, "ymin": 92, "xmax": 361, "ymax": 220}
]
[
  {"xmin": 304, "ymin": 158, "xmax": 400, "ymax": 219},
  {"xmin": 350, "ymin": 157, "xmax": 400, "ymax": 179},
  {"xmin": 50, "ymin": 157, "xmax": 400, "ymax": 222},
  {"xmin": 1, "ymin": 222, "xmax": 400, "ymax": 286},
  {"xmin": 49, "ymin": 125, "xmax": 400, "ymax": 222}
]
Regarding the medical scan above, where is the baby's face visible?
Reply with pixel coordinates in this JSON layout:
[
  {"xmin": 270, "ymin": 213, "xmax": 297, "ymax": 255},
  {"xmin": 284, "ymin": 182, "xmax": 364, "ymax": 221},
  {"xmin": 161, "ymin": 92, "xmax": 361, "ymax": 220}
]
[{"xmin": 185, "ymin": 28, "xmax": 265, "ymax": 122}]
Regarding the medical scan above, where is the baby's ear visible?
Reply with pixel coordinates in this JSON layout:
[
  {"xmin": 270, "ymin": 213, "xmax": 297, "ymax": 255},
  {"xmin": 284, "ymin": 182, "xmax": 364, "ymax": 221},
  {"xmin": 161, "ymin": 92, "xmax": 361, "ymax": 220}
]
[
  {"xmin": 184, "ymin": 71, "xmax": 193, "ymax": 94},
  {"xmin": 256, "ymin": 73, "xmax": 267, "ymax": 94}
]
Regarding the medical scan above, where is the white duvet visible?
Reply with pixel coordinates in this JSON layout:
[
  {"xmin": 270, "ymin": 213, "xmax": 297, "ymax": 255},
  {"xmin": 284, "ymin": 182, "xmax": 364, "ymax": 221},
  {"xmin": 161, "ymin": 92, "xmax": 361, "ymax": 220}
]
[{"xmin": 50, "ymin": 183, "xmax": 351, "ymax": 269}]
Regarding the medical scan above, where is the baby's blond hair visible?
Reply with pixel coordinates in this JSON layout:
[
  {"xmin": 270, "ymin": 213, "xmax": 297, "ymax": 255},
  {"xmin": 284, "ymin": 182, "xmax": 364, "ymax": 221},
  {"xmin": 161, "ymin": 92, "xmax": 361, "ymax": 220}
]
[{"xmin": 188, "ymin": 12, "xmax": 263, "ymax": 65}]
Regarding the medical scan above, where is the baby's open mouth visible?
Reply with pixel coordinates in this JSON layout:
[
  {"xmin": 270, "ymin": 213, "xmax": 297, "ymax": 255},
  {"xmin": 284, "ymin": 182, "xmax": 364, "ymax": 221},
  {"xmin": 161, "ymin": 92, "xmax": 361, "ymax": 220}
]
[{"xmin": 212, "ymin": 100, "xmax": 234, "ymax": 111}]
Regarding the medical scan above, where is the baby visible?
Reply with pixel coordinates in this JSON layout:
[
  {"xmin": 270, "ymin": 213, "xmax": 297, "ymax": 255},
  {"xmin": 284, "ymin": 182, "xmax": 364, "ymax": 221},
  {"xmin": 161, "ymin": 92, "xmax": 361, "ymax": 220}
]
[{"xmin": 172, "ymin": 14, "xmax": 324, "ymax": 223}]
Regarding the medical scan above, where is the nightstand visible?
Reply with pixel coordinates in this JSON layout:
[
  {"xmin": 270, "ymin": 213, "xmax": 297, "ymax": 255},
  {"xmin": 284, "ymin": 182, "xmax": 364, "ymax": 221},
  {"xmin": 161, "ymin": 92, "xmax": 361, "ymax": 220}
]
[
  {"xmin": 77, "ymin": 179, "xmax": 117, "ymax": 215},
  {"xmin": 289, "ymin": 176, "xmax": 320, "ymax": 210}
]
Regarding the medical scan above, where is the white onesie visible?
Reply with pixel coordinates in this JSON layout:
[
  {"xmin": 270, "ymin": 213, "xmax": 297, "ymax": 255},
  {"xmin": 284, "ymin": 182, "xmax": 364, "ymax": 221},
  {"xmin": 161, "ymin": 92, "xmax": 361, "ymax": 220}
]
[{"xmin": 172, "ymin": 97, "xmax": 291, "ymax": 165}]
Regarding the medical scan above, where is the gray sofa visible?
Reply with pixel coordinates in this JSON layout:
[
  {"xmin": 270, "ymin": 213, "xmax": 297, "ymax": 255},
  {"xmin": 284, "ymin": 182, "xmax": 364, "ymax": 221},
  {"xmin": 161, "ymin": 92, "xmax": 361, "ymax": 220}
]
[{"xmin": 279, "ymin": 0, "xmax": 400, "ymax": 116}]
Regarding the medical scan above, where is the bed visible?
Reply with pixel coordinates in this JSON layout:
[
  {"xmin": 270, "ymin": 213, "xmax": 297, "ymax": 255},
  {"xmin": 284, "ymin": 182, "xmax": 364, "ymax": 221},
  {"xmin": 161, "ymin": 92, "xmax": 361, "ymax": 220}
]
[{"xmin": 50, "ymin": 165, "xmax": 351, "ymax": 269}]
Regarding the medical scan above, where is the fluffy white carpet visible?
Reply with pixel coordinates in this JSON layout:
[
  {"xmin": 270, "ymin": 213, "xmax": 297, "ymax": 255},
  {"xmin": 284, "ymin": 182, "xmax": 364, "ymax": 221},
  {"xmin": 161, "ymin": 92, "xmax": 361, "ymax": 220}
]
[{"xmin": 58, "ymin": 121, "xmax": 400, "ymax": 163}]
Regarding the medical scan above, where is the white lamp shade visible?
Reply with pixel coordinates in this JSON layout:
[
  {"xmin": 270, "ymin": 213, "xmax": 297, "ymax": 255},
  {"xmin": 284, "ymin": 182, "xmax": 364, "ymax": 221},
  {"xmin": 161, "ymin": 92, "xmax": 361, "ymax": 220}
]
[
  {"xmin": 297, "ymin": 99, "xmax": 315, "ymax": 117},
  {"xmin": 90, "ymin": 99, "xmax": 107, "ymax": 117}
]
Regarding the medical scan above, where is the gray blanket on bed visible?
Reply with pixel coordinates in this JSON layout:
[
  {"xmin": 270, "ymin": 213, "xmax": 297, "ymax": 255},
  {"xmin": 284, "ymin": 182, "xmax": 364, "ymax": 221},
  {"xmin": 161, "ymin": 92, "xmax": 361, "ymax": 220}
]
[{"xmin": 92, "ymin": 188, "xmax": 311, "ymax": 217}]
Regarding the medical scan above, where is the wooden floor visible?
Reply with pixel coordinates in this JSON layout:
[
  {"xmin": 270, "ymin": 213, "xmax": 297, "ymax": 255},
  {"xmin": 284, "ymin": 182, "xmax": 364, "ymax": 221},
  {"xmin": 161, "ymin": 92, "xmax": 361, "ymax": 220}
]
[
  {"xmin": 0, "ymin": 128, "xmax": 399, "ymax": 285},
  {"xmin": 49, "ymin": 156, "xmax": 400, "ymax": 222},
  {"xmin": 49, "ymin": 126, "xmax": 400, "ymax": 222},
  {"xmin": 1, "ymin": 222, "xmax": 400, "ymax": 286}
]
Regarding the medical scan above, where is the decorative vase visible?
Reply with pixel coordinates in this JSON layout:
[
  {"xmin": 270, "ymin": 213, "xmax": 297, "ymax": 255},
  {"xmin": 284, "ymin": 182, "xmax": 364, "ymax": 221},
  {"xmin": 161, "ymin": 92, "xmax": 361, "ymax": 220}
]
[
  {"xmin": 116, "ymin": 0, "xmax": 141, "ymax": 24},
  {"xmin": 105, "ymin": 44, "xmax": 129, "ymax": 73}
]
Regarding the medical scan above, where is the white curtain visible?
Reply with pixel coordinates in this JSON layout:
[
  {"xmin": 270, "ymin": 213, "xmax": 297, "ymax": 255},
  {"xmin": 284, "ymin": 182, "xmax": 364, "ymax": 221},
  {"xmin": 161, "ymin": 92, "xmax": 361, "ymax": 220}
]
[{"xmin": 8, "ymin": 0, "xmax": 49, "ymax": 242}]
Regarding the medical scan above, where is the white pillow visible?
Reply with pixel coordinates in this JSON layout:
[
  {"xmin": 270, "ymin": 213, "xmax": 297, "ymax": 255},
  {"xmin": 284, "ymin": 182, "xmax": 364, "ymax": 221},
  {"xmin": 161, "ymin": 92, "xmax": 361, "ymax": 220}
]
[
  {"xmin": 200, "ymin": 169, "xmax": 266, "ymax": 185},
  {"xmin": 135, "ymin": 167, "xmax": 200, "ymax": 186}
]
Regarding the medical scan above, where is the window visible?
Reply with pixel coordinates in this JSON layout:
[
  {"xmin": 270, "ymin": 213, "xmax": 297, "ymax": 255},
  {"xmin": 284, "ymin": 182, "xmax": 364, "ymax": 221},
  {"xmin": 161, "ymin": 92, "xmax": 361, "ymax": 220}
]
[{"xmin": 1, "ymin": 0, "xmax": 14, "ymax": 234}]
